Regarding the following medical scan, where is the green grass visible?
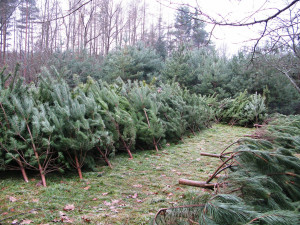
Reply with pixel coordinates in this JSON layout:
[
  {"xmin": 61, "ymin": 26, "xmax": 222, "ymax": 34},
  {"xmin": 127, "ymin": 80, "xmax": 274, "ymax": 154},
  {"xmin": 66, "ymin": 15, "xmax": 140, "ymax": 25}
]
[{"xmin": 0, "ymin": 124, "xmax": 253, "ymax": 224}]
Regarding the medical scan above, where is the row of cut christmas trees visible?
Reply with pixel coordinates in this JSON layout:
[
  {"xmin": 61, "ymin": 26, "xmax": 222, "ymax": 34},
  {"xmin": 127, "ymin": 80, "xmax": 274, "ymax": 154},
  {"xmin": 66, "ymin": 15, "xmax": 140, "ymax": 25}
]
[{"xmin": 0, "ymin": 66, "xmax": 267, "ymax": 186}]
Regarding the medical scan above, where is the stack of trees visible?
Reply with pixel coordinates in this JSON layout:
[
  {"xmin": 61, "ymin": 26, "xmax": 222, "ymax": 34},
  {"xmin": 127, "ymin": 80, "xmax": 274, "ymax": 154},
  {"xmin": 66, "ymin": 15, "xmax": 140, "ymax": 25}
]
[
  {"xmin": 0, "ymin": 66, "xmax": 217, "ymax": 186},
  {"xmin": 153, "ymin": 114, "xmax": 300, "ymax": 224},
  {"xmin": 211, "ymin": 90, "xmax": 268, "ymax": 126},
  {"xmin": 47, "ymin": 43, "xmax": 299, "ymax": 115}
]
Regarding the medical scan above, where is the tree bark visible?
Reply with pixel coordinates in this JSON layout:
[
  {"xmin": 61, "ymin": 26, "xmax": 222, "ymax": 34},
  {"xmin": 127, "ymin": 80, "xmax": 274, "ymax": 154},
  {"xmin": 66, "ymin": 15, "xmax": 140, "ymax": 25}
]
[
  {"xmin": 74, "ymin": 153, "xmax": 83, "ymax": 179},
  {"xmin": 153, "ymin": 137, "xmax": 159, "ymax": 152},
  {"xmin": 26, "ymin": 122, "xmax": 47, "ymax": 187},
  {"xmin": 96, "ymin": 146, "xmax": 113, "ymax": 168},
  {"xmin": 2, "ymin": 20, "xmax": 6, "ymax": 64},
  {"xmin": 179, "ymin": 179, "xmax": 218, "ymax": 189},
  {"xmin": 200, "ymin": 152, "xmax": 228, "ymax": 158},
  {"xmin": 277, "ymin": 68, "xmax": 300, "ymax": 94},
  {"xmin": 17, "ymin": 157, "xmax": 29, "ymax": 183}
]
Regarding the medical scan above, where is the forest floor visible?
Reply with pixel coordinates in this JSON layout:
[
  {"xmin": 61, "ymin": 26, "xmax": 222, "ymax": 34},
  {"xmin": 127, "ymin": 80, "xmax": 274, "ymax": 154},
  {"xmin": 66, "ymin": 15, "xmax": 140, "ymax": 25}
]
[{"xmin": 0, "ymin": 124, "xmax": 253, "ymax": 225}]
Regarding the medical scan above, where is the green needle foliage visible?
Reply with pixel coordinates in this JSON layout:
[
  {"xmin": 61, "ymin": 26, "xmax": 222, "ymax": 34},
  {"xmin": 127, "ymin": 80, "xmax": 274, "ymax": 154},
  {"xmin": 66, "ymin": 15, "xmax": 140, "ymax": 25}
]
[
  {"xmin": 127, "ymin": 81, "xmax": 165, "ymax": 151},
  {"xmin": 157, "ymin": 83, "xmax": 189, "ymax": 142},
  {"xmin": 101, "ymin": 44, "xmax": 163, "ymax": 83},
  {"xmin": 0, "ymin": 65, "xmax": 216, "ymax": 183},
  {"xmin": 258, "ymin": 114, "xmax": 300, "ymax": 152},
  {"xmin": 153, "ymin": 115, "xmax": 300, "ymax": 225},
  {"xmin": 212, "ymin": 90, "xmax": 268, "ymax": 126}
]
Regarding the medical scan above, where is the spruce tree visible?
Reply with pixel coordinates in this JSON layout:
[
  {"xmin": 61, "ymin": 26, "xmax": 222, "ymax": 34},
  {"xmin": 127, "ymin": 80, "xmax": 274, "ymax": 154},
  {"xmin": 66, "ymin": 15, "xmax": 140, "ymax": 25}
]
[
  {"xmin": 174, "ymin": 6, "xmax": 192, "ymax": 45},
  {"xmin": 192, "ymin": 9, "xmax": 209, "ymax": 49}
]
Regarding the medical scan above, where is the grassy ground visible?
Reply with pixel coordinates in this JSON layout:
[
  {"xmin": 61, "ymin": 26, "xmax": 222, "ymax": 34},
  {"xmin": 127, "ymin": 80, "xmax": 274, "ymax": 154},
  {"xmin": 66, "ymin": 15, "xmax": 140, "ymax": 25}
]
[{"xmin": 0, "ymin": 124, "xmax": 253, "ymax": 225}]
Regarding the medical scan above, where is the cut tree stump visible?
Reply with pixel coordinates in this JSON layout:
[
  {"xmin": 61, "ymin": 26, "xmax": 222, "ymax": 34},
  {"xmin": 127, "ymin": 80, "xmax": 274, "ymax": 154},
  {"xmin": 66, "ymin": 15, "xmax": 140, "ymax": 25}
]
[
  {"xmin": 179, "ymin": 179, "xmax": 219, "ymax": 189},
  {"xmin": 200, "ymin": 152, "xmax": 228, "ymax": 158}
]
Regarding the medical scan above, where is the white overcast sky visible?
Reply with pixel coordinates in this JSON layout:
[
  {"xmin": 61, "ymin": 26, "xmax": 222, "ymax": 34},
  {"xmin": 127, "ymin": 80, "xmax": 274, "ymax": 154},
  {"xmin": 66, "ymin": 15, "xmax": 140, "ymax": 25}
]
[
  {"xmin": 56, "ymin": 0, "xmax": 296, "ymax": 55},
  {"xmin": 153, "ymin": 0, "xmax": 294, "ymax": 54}
]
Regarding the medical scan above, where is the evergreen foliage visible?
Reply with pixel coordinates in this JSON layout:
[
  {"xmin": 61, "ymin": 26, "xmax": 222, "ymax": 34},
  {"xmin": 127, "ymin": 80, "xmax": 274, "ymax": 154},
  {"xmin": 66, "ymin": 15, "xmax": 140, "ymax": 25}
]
[
  {"xmin": 45, "ymin": 46, "xmax": 299, "ymax": 115},
  {"xmin": 48, "ymin": 50, "xmax": 103, "ymax": 87},
  {"xmin": 154, "ymin": 36, "xmax": 168, "ymax": 60},
  {"xmin": 252, "ymin": 114, "xmax": 300, "ymax": 153},
  {"xmin": 162, "ymin": 46, "xmax": 196, "ymax": 88},
  {"xmin": 161, "ymin": 48, "xmax": 299, "ymax": 114},
  {"xmin": 156, "ymin": 82, "xmax": 189, "ymax": 141},
  {"xmin": 127, "ymin": 81, "xmax": 165, "ymax": 151},
  {"xmin": 211, "ymin": 91, "xmax": 268, "ymax": 126},
  {"xmin": 190, "ymin": 49, "xmax": 229, "ymax": 97},
  {"xmin": 0, "ymin": 66, "xmax": 214, "ymax": 183},
  {"xmin": 153, "ymin": 115, "xmax": 300, "ymax": 225},
  {"xmin": 100, "ymin": 44, "xmax": 163, "ymax": 83},
  {"xmin": 174, "ymin": 7, "xmax": 192, "ymax": 44},
  {"xmin": 173, "ymin": 6, "xmax": 209, "ymax": 48}
]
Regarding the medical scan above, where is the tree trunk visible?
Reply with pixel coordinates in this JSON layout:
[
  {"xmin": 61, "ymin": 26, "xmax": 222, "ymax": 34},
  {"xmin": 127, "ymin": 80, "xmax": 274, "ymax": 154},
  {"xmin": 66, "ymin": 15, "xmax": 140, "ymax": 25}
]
[
  {"xmin": 23, "ymin": 0, "xmax": 29, "ymax": 81},
  {"xmin": 110, "ymin": 113, "xmax": 133, "ymax": 159},
  {"xmin": 153, "ymin": 137, "xmax": 159, "ymax": 152},
  {"xmin": 200, "ymin": 152, "xmax": 229, "ymax": 158},
  {"xmin": 190, "ymin": 128, "xmax": 196, "ymax": 136},
  {"xmin": 179, "ymin": 179, "xmax": 219, "ymax": 189},
  {"xmin": 17, "ymin": 157, "xmax": 29, "ymax": 183},
  {"xmin": 2, "ymin": 21, "xmax": 6, "ymax": 64},
  {"xmin": 26, "ymin": 123, "xmax": 46, "ymax": 187},
  {"xmin": 96, "ymin": 146, "xmax": 113, "ymax": 168},
  {"xmin": 0, "ymin": 23, "xmax": 2, "ymax": 65},
  {"xmin": 74, "ymin": 153, "xmax": 83, "ymax": 179},
  {"xmin": 122, "ymin": 138, "xmax": 133, "ymax": 158},
  {"xmin": 278, "ymin": 69, "xmax": 300, "ymax": 94}
]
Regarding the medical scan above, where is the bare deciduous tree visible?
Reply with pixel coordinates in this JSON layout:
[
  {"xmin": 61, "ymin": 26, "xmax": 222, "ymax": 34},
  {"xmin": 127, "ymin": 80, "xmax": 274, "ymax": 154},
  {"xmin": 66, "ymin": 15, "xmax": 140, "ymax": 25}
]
[{"xmin": 157, "ymin": 0, "xmax": 300, "ymax": 92}]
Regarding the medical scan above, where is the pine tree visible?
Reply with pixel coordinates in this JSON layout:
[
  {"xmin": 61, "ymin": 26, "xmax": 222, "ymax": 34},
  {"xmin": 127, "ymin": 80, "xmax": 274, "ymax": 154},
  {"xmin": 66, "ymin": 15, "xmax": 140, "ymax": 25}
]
[
  {"xmin": 153, "ymin": 115, "xmax": 300, "ymax": 225},
  {"xmin": 162, "ymin": 46, "xmax": 196, "ymax": 88},
  {"xmin": 87, "ymin": 80, "xmax": 135, "ymax": 159},
  {"xmin": 215, "ymin": 91, "xmax": 267, "ymax": 126},
  {"xmin": 38, "ymin": 68, "xmax": 102, "ymax": 178},
  {"xmin": 4, "ymin": 92, "xmax": 49, "ymax": 186},
  {"xmin": 46, "ymin": 82, "xmax": 94, "ymax": 179},
  {"xmin": 184, "ymin": 92, "xmax": 214, "ymax": 133},
  {"xmin": 156, "ymin": 82, "xmax": 188, "ymax": 142},
  {"xmin": 101, "ymin": 44, "xmax": 162, "ymax": 83},
  {"xmin": 128, "ymin": 81, "xmax": 165, "ymax": 151},
  {"xmin": 0, "ymin": 64, "xmax": 29, "ymax": 182}
]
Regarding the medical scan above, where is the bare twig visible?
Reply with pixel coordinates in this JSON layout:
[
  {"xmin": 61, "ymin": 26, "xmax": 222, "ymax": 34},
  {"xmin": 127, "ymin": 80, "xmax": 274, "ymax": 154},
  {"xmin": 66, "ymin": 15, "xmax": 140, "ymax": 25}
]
[{"xmin": 34, "ymin": 0, "xmax": 93, "ymax": 24}]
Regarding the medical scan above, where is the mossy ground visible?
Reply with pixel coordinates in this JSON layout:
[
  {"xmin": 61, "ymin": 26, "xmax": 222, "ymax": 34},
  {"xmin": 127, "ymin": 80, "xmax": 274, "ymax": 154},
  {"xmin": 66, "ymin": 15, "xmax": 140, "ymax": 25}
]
[{"xmin": 0, "ymin": 124, "xmax": 253, "ymax": 224}]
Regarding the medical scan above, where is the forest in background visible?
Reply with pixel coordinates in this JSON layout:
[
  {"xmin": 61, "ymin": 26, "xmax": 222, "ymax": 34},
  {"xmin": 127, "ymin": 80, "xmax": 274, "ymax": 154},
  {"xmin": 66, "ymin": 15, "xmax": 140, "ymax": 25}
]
[{"xmin": 0, "ymin": 0, "xmax": 299, "ymax": 115}]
